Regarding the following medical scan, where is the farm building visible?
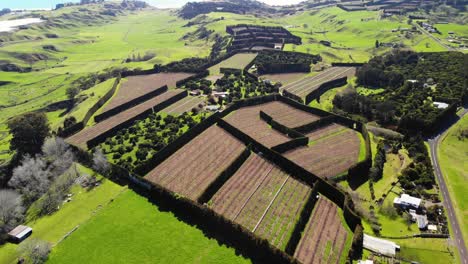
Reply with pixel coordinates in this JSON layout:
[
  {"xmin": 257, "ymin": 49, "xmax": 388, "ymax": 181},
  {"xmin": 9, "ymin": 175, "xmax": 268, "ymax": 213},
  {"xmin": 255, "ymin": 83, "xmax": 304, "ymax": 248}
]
[
  {"xmin": 394, "ymin": 194, "xmax": 421, "ymax": 209},
  {"xmin": 363, "ymin": 234, "xmax": 400, "ymax": 257},
  {"xmin": 206, "ymin": 105, "xmax": 220, "ymax": 111},
  {"xmin": 8, "ymin": 225, "xmax": 32, "ymax": 243},
  {"xmin": 416, "ymin": 214, "xmax": 428, "ymax": 230}
]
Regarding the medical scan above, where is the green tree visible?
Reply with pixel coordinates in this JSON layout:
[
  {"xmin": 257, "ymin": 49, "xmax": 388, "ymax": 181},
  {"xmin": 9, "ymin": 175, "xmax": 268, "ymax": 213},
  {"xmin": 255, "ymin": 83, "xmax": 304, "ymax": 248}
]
[
  {"xmin": 66, "ymin": 86, "xmax": 80, "ymax": 102},
  {"xmin": 8, "ymin": 112, "xmax": 50, "ymax": 156}
]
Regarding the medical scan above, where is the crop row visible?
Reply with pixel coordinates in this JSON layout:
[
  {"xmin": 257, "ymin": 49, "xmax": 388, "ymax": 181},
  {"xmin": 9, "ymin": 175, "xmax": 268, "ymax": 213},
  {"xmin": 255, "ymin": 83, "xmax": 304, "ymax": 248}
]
[
  {"xmin": 210, "ymin": 153, "xmax": 312, "ymax": 250},
  {"xmin": 294, "ymin": 197, "xmax": 348, "ymax": 264},
  {"xmin": 67, "ymin": 89, "xmax": 185, "ymax": 148},
  {"xmin": 162, "ymin": 96, "xmax": 204, "ymax": 115},
  {"xmin": 254, "ymin": 177, "xmax": 312, "ymax": 250},
  {"xmin": 256, "ymin": 101, "xmax": 321, "ymax": 128},
  {"xmin": 285, "ymin": 129, "xmax": 361, "ymax": 178},
  {"xmin": 224, "ymin": 104, "xmax": 291, "ymax": 147},
  {"xmin": 283, "ymin": 67, "xmax": 356, "ymax": 97},
  {"xmin": 103, "ymin": 72, "xmax": 193, "ymax": 114},
  {"xmin": 224, "ymin": 101, "xmax": 320, "ymax": 146},
  {"xmin": 305, "ymin": 123, "xmax": 348, "ymax": 142},
  {"xmin": 144, "ymin": 125, "xmax": 245, "ymax": 201}
]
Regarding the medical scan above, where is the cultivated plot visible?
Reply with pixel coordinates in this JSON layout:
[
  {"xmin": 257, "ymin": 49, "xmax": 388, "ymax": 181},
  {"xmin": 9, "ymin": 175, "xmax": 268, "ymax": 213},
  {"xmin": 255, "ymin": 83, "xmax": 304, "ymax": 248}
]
[
  {"xmin": 224, "ymin": 101, "xmax": 320, "ymax": 146},
  {"xmin": 209, "ymin": 53, "xmax": 258, "ymax": 75},
  {"xmin": 67, "ymin": 89, "xmax": 185, "ymax": 148},
  {"xmin": 283, "ymin": 67, "xmax": 356, "ymax": 98},
  {"xmin": 260, "ymin": 73, "xmax": 309, "ymax": 86},
  {"xmin": 145, "ymin": 125, "xmax": 246, "ymax": 201},
  {"xmin": 294, "ymin": 197, "xmax": 349, "ymax": 264},
  {"xmin": 162, "ymin": 96, "xmax": 204, "ymax": 115},
  {"xmin": 102, "ymin": 73, "xmax": 193, "ymax": 114},
  {"xmin": 285, "ymin": 127, "xmax": 360, "ymax": 178},
  {"xmin": 210, "ymin": 153, "xmax": 312, "ymax": 250}
]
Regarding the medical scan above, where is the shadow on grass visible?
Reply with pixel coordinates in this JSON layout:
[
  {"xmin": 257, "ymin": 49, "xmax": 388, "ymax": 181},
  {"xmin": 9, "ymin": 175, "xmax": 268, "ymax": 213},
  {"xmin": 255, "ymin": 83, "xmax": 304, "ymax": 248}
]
[{"xmin": 129, "ymin": 183, "xmax": 274, "ymax": 264}]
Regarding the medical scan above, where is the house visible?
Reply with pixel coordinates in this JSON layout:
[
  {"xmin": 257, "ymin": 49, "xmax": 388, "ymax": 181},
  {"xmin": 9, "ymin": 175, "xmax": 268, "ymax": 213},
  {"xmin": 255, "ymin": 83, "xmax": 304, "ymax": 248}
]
[
  {"xmin": 394, "ymin": 194, "xmax": 421, "ymax": 209},
  {"xmin": 274, "ymin": 43, "xmax": 283, "ymax": 50},
  {"xmin": 428, "ymin": 224, "xmax": 438, "ymax": 232},
  {"xmin": 8, "ymin": 225, "xmax": 32, "ymax": 243},
  {"xmin": 358, "ymin": 260, "xmax": 374, "ymax": 264},
  {"xmin": 363, "ymin": 234, "xmax": 400, "ymax": 257},
  {"xmin": 433, "ymin": 102, "xmax": 449, "ymax": 109}
]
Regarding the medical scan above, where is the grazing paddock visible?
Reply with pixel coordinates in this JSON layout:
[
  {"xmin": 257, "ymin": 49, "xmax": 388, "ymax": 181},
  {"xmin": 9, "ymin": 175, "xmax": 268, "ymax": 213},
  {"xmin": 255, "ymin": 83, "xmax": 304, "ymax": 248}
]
[
  {"xmin": 285, "ymin": 129, "xmax": 361, "ymax": 178},
  {"xmin": 210, "ymin": 153, "xmax": 312, "ymax": 250},
  {"xmin": 102, "ymin": 73, "xmax": 193, "ymax": 113},
  {"xmin": 260, "ymin": 72, "xmax": 309, "ymax": 85},
  {"xmin": 283, "ymin": 67, "xmax": 356, "ymax": 98},
  {"xmin": 162, "ymin": 96, "xmax": 204, "ymax": 115},
  {"xmin": 47, "ymin": 190, "xmax": 251, "ymax": 264},
  {"xmin": 224, "ymin": 101, "xmax": 320, "ymax": 146},
  {"xmin": 67, "ymin": 90, "xmax": 185, "ymax": 148},
  {"xmin": 209, "ymin": 53, "xmax": 258, "ymax": 75},
  {"xmin": 294, "ymin": 197, "xmax": 349, "ymax": 264},
  {"xmin": 145, "ymin": 125, "xmax": 246, "ymax": 201}
]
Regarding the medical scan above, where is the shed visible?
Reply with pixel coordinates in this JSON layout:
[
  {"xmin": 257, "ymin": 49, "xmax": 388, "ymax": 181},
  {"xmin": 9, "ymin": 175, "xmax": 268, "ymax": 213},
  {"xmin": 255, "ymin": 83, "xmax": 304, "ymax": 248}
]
[
  {"xmin": 8, "ymin": 225, "xmax": 32, "ymax": 243},
  {"xmin": 363, "ymin": 234, "xmax": 400, "ymax": 257},
  {"xmin": 416, "ymin": 214, "xmax": 428, "ymax": 230},
  {"xmin": 205, "ymin": 105, "xmax": 220, "ymax": 111}
]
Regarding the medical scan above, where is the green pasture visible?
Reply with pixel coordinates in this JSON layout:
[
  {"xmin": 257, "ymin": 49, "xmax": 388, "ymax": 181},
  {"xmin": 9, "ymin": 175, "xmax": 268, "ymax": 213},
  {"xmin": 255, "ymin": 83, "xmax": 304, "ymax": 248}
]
[
  {"xmin": 0, "ymin": 164, "xmax": 124, "ymax": 264},
  {"xmin": 438, "ymin": 114, "xmax": 468, "ymax": 247},
  {"xmin": 309, "ymin": 84, "xmax": 347, "ymax": 111},
  {"xmin": 47, "ymin": 189, "xmax": 251, "ymax": 264}
]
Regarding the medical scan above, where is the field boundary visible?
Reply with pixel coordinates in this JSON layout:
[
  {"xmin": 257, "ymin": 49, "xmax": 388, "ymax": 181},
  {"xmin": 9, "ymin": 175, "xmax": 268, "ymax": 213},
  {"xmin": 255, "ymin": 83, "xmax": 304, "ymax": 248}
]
[
  {"xmin": 69, "ymin": 94, "xmax": 365, "ymax": 263},
  {"xmin": 197, "ymin": 146, "xmax": 252, "ymax": 204},
  {"xmin": 86, "ymin": 90, "xmax": 187, "ymax": 148},
  {"xmin": 94, "ymin": 85, "xmax": 168, "ymax": 123},
  {"xmin": 59, "ymin": 77, "xmax": 121, "ymax": 138}
]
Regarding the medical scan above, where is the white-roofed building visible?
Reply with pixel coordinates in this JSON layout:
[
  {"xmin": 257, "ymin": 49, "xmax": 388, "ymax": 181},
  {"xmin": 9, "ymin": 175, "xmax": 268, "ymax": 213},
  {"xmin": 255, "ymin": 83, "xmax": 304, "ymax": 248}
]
[
  {"xmin": 394, "ymin": 194, "xmax": 422, "ymax": 209},
  {"xmin": 433, "ymin": 102, "xmax": 449, "ymax": 109},
  {"xmin": 358, "ymin": 260, "xmax": 374, "ymax": 264},
  {"xmin": 8, "ymin": 225, "xmax": 32, "ymax": 243},
  {"xmin": 363, "ymin": 234, "xmax": 400, "ymax": 257}
]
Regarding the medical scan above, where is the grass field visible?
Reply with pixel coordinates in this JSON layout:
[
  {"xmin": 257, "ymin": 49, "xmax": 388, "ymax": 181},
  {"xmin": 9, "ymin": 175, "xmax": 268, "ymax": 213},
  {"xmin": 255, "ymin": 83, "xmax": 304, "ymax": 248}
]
[
  {"xmin": 438, "ymin": 114, "xmax": 468, "ymax": 248},
  {"xmin": 0, "ymin": 164, "xmax": 124, "ymax": 264},
  {"xmin": 47, "ymin": 189, "xmax": 251, "ymax": 264}
]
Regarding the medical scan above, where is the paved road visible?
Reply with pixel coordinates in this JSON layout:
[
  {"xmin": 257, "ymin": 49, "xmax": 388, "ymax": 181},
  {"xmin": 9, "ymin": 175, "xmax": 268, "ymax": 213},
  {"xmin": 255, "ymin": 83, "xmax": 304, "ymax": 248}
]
[
  {"xmin": 414, "ymin": 23, "xmax": 455, "ymax": 51},
  {"xmin": 428, "ymin": 108, "xmax": 468, "ymax": 264}
]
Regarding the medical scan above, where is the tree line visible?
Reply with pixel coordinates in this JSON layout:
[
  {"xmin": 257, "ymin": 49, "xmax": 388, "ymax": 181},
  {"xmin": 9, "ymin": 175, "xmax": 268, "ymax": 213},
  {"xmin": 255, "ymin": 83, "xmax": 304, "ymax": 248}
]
[{"xmin": 334, "ymin": 51, "xmax": 466, "ymax": 134}]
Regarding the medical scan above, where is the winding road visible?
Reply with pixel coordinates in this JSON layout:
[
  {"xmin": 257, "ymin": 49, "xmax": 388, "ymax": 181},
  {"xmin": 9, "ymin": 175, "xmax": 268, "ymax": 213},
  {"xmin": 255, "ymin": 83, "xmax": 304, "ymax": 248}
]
[{"xmin": 428, "ymin": 107, "xmax": 468, "ymax": 264}]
